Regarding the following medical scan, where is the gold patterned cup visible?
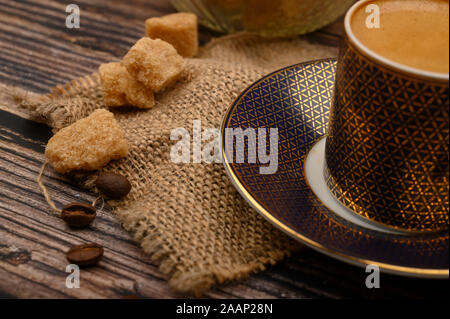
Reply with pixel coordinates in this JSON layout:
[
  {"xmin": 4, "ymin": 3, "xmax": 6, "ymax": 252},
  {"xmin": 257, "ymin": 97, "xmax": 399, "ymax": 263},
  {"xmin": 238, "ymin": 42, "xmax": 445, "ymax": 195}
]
[{"xmin": 324, "ymin": 0, "xmax": 449, "ymax": 233}]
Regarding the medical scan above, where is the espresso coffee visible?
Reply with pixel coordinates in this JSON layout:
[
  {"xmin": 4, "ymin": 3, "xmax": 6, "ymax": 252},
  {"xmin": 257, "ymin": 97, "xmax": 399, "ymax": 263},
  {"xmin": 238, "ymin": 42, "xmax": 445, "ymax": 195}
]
[{"xmin": 351, "ymin": 0, "xmax": 449, "ymax": 74}]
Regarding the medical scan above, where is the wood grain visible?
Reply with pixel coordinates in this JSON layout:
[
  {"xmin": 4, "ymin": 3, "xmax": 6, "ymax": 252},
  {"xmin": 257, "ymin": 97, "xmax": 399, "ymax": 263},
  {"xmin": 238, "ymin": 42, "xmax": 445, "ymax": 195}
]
[{"xmin": 0, "ymin": 0, "xmax": 448, "ymax": 299}]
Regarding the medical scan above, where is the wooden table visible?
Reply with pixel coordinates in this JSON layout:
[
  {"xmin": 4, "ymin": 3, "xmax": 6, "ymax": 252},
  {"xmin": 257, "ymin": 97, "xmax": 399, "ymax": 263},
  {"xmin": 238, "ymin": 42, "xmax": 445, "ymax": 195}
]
[{"xmin": 0, "ymin": 0, "xmax": 448, "ymax": 299}]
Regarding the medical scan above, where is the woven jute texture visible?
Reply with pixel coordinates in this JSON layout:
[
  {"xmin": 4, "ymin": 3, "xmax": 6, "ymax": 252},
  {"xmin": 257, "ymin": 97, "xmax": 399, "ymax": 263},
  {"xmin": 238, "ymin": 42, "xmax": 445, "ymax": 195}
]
[{"xmin": 12, "ymin": 33, "xmax": 337, "ymax": 295}]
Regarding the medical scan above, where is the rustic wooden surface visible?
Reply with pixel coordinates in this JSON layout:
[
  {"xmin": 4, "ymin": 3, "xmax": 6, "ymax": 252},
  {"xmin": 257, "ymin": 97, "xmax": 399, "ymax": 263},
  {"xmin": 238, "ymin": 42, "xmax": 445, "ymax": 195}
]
[{"xmin": 0, "ymin": 0, "xmax": 448, "ymax": 299}]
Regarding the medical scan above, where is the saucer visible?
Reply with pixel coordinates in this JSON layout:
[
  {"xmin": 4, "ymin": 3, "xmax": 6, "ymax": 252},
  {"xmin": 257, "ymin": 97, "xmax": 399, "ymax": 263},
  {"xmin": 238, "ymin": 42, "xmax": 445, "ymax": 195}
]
[{"xmin": 221, "ymin": 59, "xmax": 449, "ymax": 278}]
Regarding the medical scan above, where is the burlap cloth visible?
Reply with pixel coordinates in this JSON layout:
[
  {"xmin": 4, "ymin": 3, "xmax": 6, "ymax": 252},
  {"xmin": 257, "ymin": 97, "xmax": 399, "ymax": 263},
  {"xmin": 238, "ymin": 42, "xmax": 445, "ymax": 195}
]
[{"xmin": 5, "ymin": 33, "xmax": 337, "ymax": 295}]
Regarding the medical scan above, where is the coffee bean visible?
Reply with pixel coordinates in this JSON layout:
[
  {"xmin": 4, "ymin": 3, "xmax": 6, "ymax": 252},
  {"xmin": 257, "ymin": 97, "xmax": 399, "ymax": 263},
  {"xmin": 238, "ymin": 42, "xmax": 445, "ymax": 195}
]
[
  {"xmin": 95, "ymin": 172, "xmax": 131, "ymax": 199},
  {"xmin": 61, "ymin": 203, "xmax": 96, "ymax": 228},
  {"xmin": 66, "ymin": 243, "xmax": 103, "ymax": 266}
]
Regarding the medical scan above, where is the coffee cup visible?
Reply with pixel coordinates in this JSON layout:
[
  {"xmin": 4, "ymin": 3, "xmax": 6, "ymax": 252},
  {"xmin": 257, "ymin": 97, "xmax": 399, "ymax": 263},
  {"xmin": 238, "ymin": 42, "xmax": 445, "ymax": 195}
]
[{"xmin": 324, "ymin": 0, "xmax": 449, "ymax": 232}]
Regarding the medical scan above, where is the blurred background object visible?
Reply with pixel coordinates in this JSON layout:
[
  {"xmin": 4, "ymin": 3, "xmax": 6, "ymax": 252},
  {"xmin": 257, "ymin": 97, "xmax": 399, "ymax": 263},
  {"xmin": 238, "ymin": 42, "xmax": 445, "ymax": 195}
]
[{"xmin": 170, "ymin": 0, "xmax": 355, "ymax": 37}]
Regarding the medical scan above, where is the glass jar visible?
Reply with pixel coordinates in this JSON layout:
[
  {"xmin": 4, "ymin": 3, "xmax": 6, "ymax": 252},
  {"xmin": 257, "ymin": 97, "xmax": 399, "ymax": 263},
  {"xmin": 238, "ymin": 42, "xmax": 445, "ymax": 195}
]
[{"xmin": 170, "ymin": 0, "xmax": 355, "ymax": 37}]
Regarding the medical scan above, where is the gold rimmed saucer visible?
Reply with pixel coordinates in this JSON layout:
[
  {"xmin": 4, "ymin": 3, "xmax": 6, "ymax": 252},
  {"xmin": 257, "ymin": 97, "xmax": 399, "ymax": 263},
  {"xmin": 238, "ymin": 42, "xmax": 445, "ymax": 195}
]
[{"xmin": 221, "ymin": 59, "xmax": 449, "ymax": 278}]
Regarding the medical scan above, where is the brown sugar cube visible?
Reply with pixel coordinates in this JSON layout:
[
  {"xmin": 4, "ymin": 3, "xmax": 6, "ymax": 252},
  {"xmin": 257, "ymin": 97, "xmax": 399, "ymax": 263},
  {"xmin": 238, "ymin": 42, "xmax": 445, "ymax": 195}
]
[
  {"xmin": 99, "ymin": 62, "xmax": 155, "ymax": 109},
  {"xmin": 123, "ymin": 79, "xmax": 155, "ymax": 109},
  {"xmin": 145, "ymin": 13, "xmax": 199, "ymax": 57},
  {"xmin": 45, "ymin": 109, "xmax": 128, "ymax": 174},
  {"xmin": 99, "ymin": 62, "xmax": 127, "ymax": 107},
  {"xmin": 122, "ymin": 38, "xmax": 184, "ymax": 92}
]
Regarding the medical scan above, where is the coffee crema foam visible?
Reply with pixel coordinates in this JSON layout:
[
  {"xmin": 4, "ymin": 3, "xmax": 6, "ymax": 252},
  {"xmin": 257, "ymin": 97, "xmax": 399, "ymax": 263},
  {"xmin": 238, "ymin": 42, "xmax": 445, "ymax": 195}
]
[{"xmin": 351, "ymin": 0, "xmax": 449, "ymax": 74}]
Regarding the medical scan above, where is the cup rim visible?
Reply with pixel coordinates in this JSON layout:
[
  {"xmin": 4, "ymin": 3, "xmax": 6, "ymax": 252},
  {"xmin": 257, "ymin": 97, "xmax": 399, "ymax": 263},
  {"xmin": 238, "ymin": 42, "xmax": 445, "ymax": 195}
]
[{"xmin": 345, "ymin": 0, "xmax": 449, "ymax": 82}]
